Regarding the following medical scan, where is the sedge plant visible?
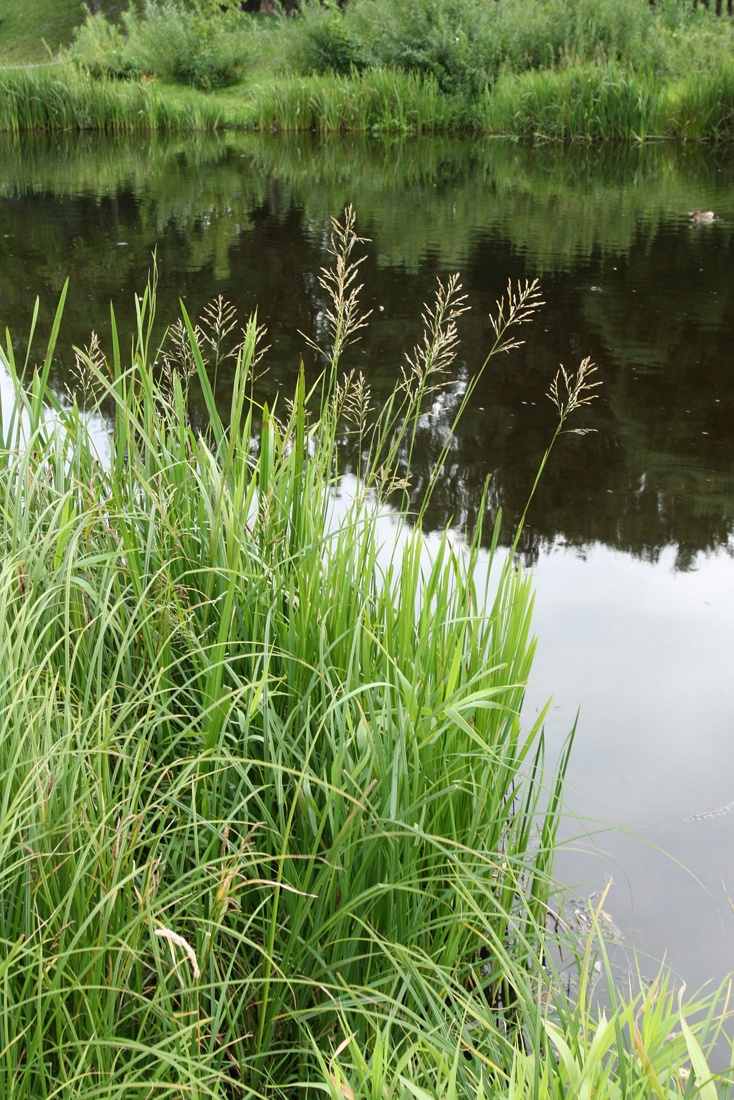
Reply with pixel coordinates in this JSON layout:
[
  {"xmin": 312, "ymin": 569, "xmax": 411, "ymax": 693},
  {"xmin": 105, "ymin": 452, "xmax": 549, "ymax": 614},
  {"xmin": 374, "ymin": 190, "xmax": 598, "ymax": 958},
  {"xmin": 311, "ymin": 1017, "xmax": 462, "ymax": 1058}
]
[{"xmin": 3, "ymin": 206, "xmax": 722, "ymax": 1098}]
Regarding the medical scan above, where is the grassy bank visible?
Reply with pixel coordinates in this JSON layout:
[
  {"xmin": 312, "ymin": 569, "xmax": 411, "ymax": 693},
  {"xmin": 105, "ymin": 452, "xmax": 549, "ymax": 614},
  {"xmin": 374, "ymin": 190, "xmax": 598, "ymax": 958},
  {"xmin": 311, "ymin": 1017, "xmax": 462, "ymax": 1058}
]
[
  {"xmin": 3, "ymin": 0, "xmax": 734, "ymax": 137},
  {"xmin": 7, "ymin": 59, "xmax": 734, "ymax": 140},
  {"xmin": 5, "ymin": 59, "xmax": 734, "ymax": 141},
  {"xmin": 0, "ymin": 0, "xmax": 130, "ymax": 65},
  {"xmin": 0, "ymin": 208, "xmax": 731, "ymax": 1097},
  {"xmin": 0, "ymin": 63, "xmax": 221, "ymax": 133},
  {"xmin": 484, "ymin": 62, "xmax": 734, "ymax": 142}
]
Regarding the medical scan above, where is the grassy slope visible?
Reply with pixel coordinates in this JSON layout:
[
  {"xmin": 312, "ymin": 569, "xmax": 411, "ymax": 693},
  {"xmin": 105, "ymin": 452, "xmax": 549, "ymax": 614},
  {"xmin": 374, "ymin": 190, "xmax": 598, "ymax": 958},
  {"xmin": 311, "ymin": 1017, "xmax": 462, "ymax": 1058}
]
[{"xmin": 0, "ymin": 0, "xmax": 130, "ymax": 64}]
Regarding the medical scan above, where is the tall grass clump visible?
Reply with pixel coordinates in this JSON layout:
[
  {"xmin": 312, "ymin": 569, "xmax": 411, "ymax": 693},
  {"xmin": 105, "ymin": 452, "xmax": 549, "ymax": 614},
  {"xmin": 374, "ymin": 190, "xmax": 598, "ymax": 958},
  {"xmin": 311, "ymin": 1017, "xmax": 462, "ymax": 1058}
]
[
  {"xmin": 1, "ymin": 208, "xmax": 731, "ymax": 1096},
  {"xmin": 0, "ymin": 208, "xmax": 561, "ymax": 1094},
  {"xmin": 250, "ymin": 68, "xmax": 460, "ymax": 133},
  {"xmin": 485, "ymin": 57, "xmax": 734, "ymax": 142},
  {"xmin": 66, "ymin": 9, "xmax": 141, "ymax": 81},
  {"xmin": 485, "ymin": 64, "xmax": 659, "ymax": 141},
  {"xmin": 509, "ymin": 885, "xmax": 734, "ymax": 1100},
  {"xmin": 272, "ymin": 0, "xmax": 367, "ymax": 77},
  {"xmin": 664, "ymin": 60, "xmax": 734, "ymax": 141},
  {"xmin": 0, "ymin": 63, "xmax": 221, "ymax": 133}
]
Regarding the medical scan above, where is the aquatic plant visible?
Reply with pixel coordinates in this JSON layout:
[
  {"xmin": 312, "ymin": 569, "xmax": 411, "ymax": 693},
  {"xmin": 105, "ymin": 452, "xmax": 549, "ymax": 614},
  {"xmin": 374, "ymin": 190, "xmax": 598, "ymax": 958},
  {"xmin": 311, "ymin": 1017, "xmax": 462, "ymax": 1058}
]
[
  {"xmin": 0, "ymin": 63, "xmax": 221, "ymax": 134},
  {"xmin": 484, "ymin": 64, "xmax": 659, "ymax": 141},
  {"xmin": 0, "ymin": 208, "xmax": 550, "ymax": 1093},
  {"xmin": 248, "ymin": 68, "xmax": 461, "ymax": 133},
  {"xmin": 0, "ymin": 208, "xmax": 730, "ymax": 1097}
]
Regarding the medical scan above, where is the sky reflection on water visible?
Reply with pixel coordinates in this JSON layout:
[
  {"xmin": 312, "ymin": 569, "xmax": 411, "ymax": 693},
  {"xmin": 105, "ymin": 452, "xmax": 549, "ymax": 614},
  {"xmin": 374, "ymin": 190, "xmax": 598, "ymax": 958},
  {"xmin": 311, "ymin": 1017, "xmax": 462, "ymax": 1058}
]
[{"xmin": 528, "ymin": 542, "xmax": 734, "ymax": 989}]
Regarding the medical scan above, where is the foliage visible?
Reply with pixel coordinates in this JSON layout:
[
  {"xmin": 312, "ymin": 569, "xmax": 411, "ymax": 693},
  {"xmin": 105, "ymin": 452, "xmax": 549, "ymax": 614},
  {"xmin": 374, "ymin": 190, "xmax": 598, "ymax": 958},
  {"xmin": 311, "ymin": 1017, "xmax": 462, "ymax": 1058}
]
[
  {"xmin": 124, "ymin": 0, "xmax": 251, "ymax": 89},
  {"xmin": 331, "ymin": 0, "xmax": 497, "ymax": 97},
  {"xmin": 323, "ymin": 891, "xmax": 734, "ymax": 1100},
  {"xmin": 290, "ymin": 0, "xmax": 656, "ymax": 97},
  {"xmin": 0, "ymin": 62, "xmax": 221, "ymax": 133},
  {"xmin": 1, "ymin": 200, "xmax": 732, "ymax": 1095},
  {"xmin": 69, "ymin": 0, "xmax": 253, "ymax": 89},
  {"xmin": 247, "ymin": 0, "xmax": 734, "ymax": 128},
  {"xmin": 8, "ymin": 0, "xmax": 734, "ymax": 137},
  {"xmin": 483, "ymin": 57, "xmax": 734, "ymax": 142},
  {"xmin": 339, "ymin": 0, "xmax": 733, "ymax": 89},
  {"xmin": 248, "ymin": 68, "xmax": 466, "ymax": 132},
  {"xmin": 667, "ymin": 61, "xmax": 734, "ymax": 141},
  {"xmin": 484, "ymin": 63, "xmax": 659, "ymax": 141},
  {"xmin": 0, "ymin": 206, "xmax": 596, "ymax": 1096},
  {"xmin": 68, "ymin": 11, "xmax": 141, "ymax": 81},
  {"xmin": 515, "ymin": 893, "xmax": 734, "ymax": 1100},
  {"xmin": 275, "ymin": 0, "xmax": 366, "ymax": 76}
]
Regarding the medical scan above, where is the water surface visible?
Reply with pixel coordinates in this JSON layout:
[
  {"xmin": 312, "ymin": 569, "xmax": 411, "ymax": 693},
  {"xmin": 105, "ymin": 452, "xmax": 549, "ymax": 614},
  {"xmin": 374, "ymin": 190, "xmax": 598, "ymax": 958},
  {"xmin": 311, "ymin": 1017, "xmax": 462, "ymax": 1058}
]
[{"xmin": 1, "ymin": 131, "xmax": 733, "ymax": 996}]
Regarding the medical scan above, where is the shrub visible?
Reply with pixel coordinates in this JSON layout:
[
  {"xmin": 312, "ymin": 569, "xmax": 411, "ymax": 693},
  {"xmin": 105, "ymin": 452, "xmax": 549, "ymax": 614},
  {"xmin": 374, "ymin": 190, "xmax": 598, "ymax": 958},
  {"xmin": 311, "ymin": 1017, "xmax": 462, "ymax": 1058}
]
[
  {"xmin": 68, "ymin": 10, "xmax": 141, "ymax": 80},
  {"xmin": 279, "ymin": 0, "xmax": 366, "ymax": 75},
  {"xmin": 341, "ymin": 0, "xmax": 653, "ymax": 97},
  {"xmin": 123, "ymin": 0, "xmax": 250, "ymax": 89},
  {"xmin": 560, "ymin": 0, "xmax": 655, "ymax": 66},
  {"xmin": 345, "ymin": 0, "xmax": 496, "ymax": 97},
  {"xmin": 68, "ymin": 0, "xmax": 254, "ymax": 90}
]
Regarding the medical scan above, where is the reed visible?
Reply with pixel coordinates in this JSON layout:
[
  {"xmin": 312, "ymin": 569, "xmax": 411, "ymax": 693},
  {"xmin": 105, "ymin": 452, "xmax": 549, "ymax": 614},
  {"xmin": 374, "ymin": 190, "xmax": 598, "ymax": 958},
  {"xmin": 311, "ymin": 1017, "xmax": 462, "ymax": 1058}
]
[
  {"xmin": 0, "ymin": 210, "xmax": 554, "ymax": 1094},
  {"xmin": 484, "ymin": 64, "xmax": 660, "ymax": 141},
  {"xmin": 0, "ymin": 209, "xmax": 730, "ymax": 1097},
  {"xmin": 8, "ymin": 0, "xmax": 734, "ymax": 139},
  {"xmin": 483, "ymin": 58, "xmax": 734, "ymax": 143},
  {"xmin": 664, "ymin": 61, "xmax": 734, "ymax": 141},
  {"xmin": 0, "ymin": 63, "xmax": 221, "ymax": 134},
  {"xmin": 249, "ymin": 68, "xmax": 463, "ymax": 134}
]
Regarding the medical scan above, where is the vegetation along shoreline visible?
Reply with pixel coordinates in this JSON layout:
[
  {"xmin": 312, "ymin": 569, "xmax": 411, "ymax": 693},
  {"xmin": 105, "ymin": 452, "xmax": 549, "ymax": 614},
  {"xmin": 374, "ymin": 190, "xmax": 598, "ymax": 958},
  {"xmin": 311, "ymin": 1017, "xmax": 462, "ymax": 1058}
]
[
  {"xmin": 3, "ymin": 0, "xmax": 734, "ymax": 139},
  {"xmin": 0, "ymin": 205, "xmax": 731, "ymax": 1097}
]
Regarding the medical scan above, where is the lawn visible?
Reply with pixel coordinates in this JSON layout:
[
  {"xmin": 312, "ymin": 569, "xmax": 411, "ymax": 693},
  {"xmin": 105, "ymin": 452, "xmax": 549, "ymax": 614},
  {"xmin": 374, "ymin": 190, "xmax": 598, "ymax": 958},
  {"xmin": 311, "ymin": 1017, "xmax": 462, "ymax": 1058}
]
[{"xmin": 0, "ymin": 0, "xmax": 130, "ymax": 64}]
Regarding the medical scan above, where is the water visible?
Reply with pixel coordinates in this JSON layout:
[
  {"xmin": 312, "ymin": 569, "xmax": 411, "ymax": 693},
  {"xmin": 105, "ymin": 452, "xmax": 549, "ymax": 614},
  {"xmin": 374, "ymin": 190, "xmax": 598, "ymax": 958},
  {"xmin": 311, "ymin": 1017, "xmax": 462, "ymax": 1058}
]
[{"xmin": 1, "ymin": 130, "xmax": 733, "ymax": 994}]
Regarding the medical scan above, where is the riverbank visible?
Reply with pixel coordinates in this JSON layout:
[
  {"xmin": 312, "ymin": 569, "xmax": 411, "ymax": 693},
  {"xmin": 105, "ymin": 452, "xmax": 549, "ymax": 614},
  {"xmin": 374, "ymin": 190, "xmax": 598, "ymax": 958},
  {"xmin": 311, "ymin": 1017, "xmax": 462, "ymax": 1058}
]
[
  {"xmin": 4, "ymin": 0, "xmax": 734, "ymax": 139},
  {"xmin": 3, "ymin": 56, "xmax": 734, "ymax": 140}
]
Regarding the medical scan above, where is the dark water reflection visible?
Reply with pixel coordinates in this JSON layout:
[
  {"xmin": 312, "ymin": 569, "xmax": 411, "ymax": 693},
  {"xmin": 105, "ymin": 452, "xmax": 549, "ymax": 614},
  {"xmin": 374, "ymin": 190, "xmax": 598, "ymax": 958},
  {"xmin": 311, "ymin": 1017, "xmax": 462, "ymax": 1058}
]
[
  {"xmin": 1, "ymin": 131, "xmax": 734, "ymax": 996},
  {"xmin": 2, "ymin": 131, "xmax": 733, "ymax": 569}
]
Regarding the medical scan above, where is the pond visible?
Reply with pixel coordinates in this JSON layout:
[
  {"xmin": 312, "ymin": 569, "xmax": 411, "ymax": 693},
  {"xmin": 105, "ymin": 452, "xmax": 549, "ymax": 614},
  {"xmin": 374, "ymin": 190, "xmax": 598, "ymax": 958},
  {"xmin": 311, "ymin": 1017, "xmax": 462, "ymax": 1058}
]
[{"xmin": 1, "ymin": 130, "xmax": 733, "ymax": 998}]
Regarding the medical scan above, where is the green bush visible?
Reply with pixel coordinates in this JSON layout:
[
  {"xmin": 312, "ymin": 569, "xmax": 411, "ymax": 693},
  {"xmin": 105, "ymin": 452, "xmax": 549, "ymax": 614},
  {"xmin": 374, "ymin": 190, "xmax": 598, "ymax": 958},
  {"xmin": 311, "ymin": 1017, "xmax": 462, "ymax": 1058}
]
[
  {"xmin": 345, "ymin": 0, "xmax": 496, "ymax": 97},
  {"xmin": 480, "ymin": 0, "xmax": 653, "ymax": 76},
  {"xmin": 123, "ymin": 0, "xmax": 250, "ymax": 89},
  {"xmin": 68, "ymin": 0, "xmax": 254, "ymax": 90},
  {"xmin": 561, "ymin": 0, "xmax": 654, "ymax": 65},
  {"xmin": 279, "ymin": 0, "xmax": 366, "ymax": 76},
  {"xmin": 342, "ymin": 0, "xmax": 657, "ymax": 94},
  {"xmin": 68, "ymin": 10, "xmax": 141, "ymax": 80}
]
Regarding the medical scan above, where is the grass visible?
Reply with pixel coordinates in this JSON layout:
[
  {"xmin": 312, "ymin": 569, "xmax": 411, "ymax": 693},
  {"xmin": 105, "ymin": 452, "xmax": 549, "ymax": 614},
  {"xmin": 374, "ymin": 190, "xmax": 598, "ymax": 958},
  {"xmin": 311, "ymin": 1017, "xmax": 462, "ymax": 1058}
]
[
  {"xmin": 0, "ymin": 0, "xmax": 131, "ymax": 65},
  {"xmin": 247, "ymin": 69, "xmax": 467, "ymax": 134},
  {"xmin": 0, "ymin": 210, "xmax": 556, "ymax": 1094},
  {"xmin": 0, "ymin": 62, "xmax": 222, "ymax": 133},
  {"xmin": 0, "ymin": 206, "xmax": 731, "ymax": 1097},
  {"xmin": 8, "ymin": 59, "xmax": 734, "ymax": 140},
  {"xmin": 482, "ymin": 60, "xmax": 734, "ymax": 142},
  {"xmin": 4, "ymin": 0, "xmax": 734, "ymax": 137}
]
